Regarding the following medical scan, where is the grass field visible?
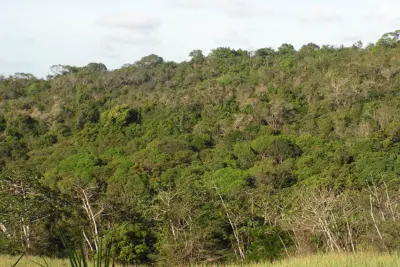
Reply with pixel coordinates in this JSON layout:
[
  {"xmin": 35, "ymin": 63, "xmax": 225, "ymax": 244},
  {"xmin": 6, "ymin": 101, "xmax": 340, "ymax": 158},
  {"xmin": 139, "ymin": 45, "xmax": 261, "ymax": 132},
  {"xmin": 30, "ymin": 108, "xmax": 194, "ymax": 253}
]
[{"xmin": 1, "ymin": 252, "xmax": 399, "ymax": 267}]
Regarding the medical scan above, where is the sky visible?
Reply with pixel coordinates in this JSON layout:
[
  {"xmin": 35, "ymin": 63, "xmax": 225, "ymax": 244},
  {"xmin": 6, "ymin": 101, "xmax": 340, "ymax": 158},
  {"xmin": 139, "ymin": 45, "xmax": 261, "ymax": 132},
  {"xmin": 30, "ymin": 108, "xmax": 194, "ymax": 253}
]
[{"xmin": 0, "ymin": 0, "xmax": 399, "ymax": 77}]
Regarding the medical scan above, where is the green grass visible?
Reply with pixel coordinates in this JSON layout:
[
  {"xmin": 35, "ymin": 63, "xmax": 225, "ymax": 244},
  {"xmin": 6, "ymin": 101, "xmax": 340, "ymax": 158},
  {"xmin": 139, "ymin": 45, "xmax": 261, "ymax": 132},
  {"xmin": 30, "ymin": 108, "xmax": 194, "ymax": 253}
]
[{"xmin": 2, "ymin": 252, "xmax": 399, "ymax": 267}]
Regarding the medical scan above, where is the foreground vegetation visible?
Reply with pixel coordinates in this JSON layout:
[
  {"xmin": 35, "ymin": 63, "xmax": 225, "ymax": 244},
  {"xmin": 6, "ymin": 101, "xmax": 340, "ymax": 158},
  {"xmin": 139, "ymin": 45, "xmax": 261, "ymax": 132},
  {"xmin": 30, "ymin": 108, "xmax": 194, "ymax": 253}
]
[
  {"xmin": 1, "ymin": 30, "xmax": 400, "ymax": 265},
  {"xmin": 0, "ymin": 255, "xmax": 127, "ymax": 267},
  {"xmin": 1, "ymin": 252, "xmax": 399, "ymax": 267}
]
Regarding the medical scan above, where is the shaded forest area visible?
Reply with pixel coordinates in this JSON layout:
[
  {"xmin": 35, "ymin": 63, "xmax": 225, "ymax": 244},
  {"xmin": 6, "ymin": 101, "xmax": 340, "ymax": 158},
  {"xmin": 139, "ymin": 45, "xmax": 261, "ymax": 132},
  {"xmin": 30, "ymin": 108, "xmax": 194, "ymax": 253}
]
[{"xmin": 1, "ymin": 30, "xmax": 400, "ymax": 265}]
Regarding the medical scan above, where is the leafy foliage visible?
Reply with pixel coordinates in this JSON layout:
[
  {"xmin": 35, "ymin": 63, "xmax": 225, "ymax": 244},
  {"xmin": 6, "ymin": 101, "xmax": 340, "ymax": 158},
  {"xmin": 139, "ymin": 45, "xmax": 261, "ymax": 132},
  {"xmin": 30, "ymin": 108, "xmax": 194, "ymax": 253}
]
[{"xmin": 1, "ymin": 30, "xmax": 400, "ymax": 265}]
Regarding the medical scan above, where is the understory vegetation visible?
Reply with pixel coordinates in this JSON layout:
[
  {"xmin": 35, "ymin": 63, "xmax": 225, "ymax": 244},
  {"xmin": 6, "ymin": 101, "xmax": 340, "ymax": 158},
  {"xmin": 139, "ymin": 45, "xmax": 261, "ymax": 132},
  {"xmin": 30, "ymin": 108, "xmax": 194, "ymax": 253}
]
[{"xmin": 1, "ymin": 30, "xmax": 400, "ymax": 265}]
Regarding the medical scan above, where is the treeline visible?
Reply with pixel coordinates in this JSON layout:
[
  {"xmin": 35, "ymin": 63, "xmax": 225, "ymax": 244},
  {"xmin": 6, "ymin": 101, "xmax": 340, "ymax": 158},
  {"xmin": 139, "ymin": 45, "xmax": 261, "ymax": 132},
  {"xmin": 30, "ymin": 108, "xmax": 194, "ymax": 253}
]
[{"xmin": 1, "ymin": 30, "xmax": 400, "ymax": 265}]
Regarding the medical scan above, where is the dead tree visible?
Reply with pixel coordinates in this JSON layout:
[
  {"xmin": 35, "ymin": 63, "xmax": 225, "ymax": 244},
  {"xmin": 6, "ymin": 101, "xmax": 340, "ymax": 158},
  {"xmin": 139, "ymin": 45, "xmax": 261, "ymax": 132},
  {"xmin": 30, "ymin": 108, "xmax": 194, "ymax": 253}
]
[{"xmin": 75, "ymin": 186, "xmax": 104, "ymax": 252}]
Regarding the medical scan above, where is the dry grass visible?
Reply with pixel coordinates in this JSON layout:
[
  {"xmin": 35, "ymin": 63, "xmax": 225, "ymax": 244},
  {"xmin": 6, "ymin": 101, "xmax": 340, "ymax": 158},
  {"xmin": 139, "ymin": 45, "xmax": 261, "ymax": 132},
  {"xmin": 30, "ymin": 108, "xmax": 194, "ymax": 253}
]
[
  {"xmin": 0, "ymin": 255, "xmax": 131, "ymax": 267},
  {"xmin": 216, "ymin": 252, "xmax": 400, "ymax": 267},
  {"xmin": 0, "ymin": 255, "xmax": 67, "ymax": 267},
  {"xmin": 1, "ymin": 252, "xmax": 399, "ymax": 267}
]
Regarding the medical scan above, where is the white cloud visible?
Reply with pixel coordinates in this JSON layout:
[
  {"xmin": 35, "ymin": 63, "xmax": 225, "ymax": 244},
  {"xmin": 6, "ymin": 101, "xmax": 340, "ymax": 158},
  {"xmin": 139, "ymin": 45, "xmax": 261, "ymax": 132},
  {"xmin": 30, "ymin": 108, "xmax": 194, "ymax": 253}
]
[
  {"xmin": 168, "ymin": 0, "xmax": 212, "ymax": 9},
  {"xmin": 0, "ymin": 35, "xmax": 37, "ymax": 45},
  {"xmin": 228, "ymin": 0, "xmax": 271, "ymax": 18},
  {"xmin": 168, "ymin": 0, "xmax": 271, "ymax": 18},
  {"xmin": 339, "ymin": 35, "xmax": 364, "ymax": 45},
  {"xmin": 362, "ymin": 0, "xmax": 400, "ymax": 30},
  {"xmin": 96, "ymin": 13, "xmax": 161, "ymax": 58},
  {"xmin": 377, "ymin": 0, "xmax": 400, "ymax": 24},
  {"xmin": 215, "ymin": 30, "xmax": 254, "ymax": 50},
  {"xmin": 100, "ymin": 43, "xmax": 115, "ymax": 52},
  {"xmin": 299, "ymin": 8, "xmax": 341, "ymax": 23},
  {"xmin": 96, "ymin": 13, "xmax": 161, "ymax": 31},
  {"xmin": 103, "ymin": 34, "xmax": 160, "ymax": 46},
  {"xmin": 98, "ymin": 52, "xmax": 121, "ymax": 59},
  {"xmin": 0, "ymin": 59, "xmax": 35, "ymax": 75},
  {"xmin": 167, "ymin": 0, "xmax": 217, "ymax": 10}
]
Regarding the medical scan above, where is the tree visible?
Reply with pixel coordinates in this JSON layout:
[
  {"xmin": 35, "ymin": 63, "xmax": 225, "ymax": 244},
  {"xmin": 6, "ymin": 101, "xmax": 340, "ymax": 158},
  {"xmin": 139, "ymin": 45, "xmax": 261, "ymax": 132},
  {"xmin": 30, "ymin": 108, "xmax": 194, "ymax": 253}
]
[
  {"xmin": 13, "ymin": 73, "xmax": 37, "ymax": 80},
  {"xmin": 255, "ymin": 47, "xmax": 276, "ymax": 57},
  {"xmin": 135, "ymin": 54, "xmax": 164, "ymax": 68},
  {"xmin": 0, "ymin": 165, "xmax": 53, "ymax": 252},
  {"xmin": 49, "ymin": 64, "xmax": 80, "ymax": 78},
  {"xmin": 299, "ymin": 43, "xmax": 320, "ymax": 54},
  {"xmin": 352, "ymin": 41, "xmax": 363, "ymax": 49},
  {"xmin": 82, "ymin": 63, "xmax": 107, "ymax": 74},
  {"xmin": 278, "ymin": 43, "xmax": 296, "ymax": 55},
  {"xmin": 210, "ymin": 47, "xmax": 242, "ymax": 59},
  {"xmin": 233, "ymin": 142, "xmax": 257, "ymax": 169},
  {"xmin": 377, "ymin": 30, "xmax": 400, "ymax": 48},
  {"xmin": 100, "ymin": 105, "xmax": 140, "ymax": 133},
  {"xmin": 262, "ymin": 98, "xmax": 294, "ymax": 133},
  {"xmin": 251, "ymin": 136, "xmax": 301, "ymax": 163},
  {"xmin": 189, "ymin": 49, "xmax": 205, "ymax": 64},
  {"xmin": 41, "ymin": 152, "xmax": 104, "ymax": 252}
]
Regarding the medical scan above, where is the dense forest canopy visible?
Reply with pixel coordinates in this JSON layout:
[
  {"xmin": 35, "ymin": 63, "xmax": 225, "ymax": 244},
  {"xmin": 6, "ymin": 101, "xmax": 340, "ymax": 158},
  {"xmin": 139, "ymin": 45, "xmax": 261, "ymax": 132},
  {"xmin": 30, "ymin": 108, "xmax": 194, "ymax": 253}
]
[{"xmin": 1, "ymin": 30, "xmax": 400, "ymax": 265}]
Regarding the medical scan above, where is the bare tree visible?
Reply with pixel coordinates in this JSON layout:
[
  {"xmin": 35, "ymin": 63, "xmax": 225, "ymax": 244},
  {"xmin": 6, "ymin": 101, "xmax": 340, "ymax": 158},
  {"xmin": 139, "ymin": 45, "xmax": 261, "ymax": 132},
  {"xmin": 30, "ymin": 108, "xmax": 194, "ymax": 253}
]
[
  {"xmin": 288, "ymin": 188, "xmax": 346, "ymax": 253},
  {"xmin": 367, "ymin": 183, "xmax": 400, "ymax": 252},
  {"xmin": 74, "ymin": 186, "xmax": 104, "ymax": 252},
  {"xmin": 214, "ymin": 183, "xmax": 246, "ymax": 262}
]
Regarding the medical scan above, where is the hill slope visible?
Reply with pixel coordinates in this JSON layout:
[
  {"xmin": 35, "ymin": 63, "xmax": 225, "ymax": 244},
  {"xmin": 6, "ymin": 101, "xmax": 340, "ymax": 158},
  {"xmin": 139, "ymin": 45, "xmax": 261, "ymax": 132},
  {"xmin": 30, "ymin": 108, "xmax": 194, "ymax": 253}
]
[{"xmin": 1, "ymin": 31, "xmax": 400, "ymax": 265}]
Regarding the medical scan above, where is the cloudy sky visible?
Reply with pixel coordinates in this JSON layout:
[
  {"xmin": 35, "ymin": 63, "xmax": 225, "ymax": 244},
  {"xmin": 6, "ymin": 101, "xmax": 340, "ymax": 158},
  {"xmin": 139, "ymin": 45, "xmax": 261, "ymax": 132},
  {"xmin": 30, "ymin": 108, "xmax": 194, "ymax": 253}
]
[{"xmin": 1, "ymin": 0, "xmax": 399, "ymax": 77}]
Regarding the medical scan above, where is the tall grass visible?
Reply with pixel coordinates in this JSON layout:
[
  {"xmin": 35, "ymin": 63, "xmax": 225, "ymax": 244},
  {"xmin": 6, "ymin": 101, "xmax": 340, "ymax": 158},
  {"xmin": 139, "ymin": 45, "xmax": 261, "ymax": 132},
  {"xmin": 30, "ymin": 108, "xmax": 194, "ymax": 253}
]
[
  {"xmin": 203, "ymin": 252, "xmax": 400, "ymax": 267},
  {"xmin": 5, "ymin": 231, "xmax": 135, "ymax": 267},
  {"xmin": 0, "ymin": 255, "xmax": 66, "ymax": 267},
  {"xmin": 58, "ymin": 232, "xmax": 115, "ymax": 267},
  {"xmin": 0, "ymin": 255, "xmax": 130, "ymax": 267},
  {"xmin": 3, "ymin": 252, "xmax": 399, "ymax": 267}
]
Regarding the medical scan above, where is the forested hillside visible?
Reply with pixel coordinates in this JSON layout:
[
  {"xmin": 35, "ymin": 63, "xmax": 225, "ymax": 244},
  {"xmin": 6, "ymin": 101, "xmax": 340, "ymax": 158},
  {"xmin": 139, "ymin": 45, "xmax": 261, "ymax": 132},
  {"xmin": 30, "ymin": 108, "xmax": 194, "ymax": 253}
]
[{"xmin": 1, "ymin": 30, "xmax": 400, "ymax": 265}]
